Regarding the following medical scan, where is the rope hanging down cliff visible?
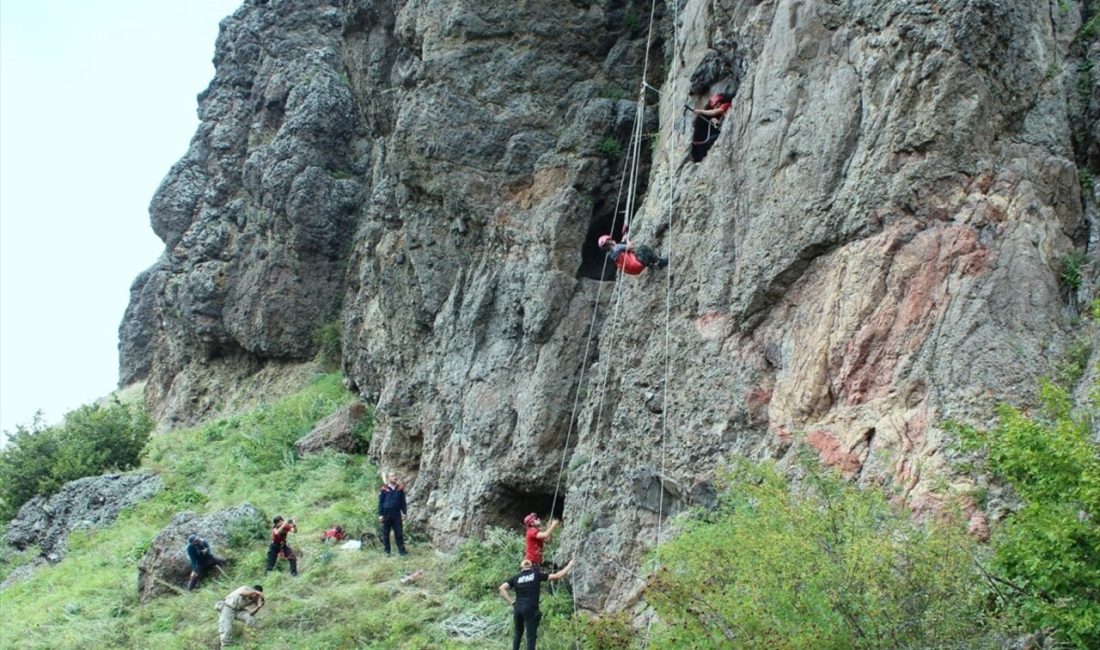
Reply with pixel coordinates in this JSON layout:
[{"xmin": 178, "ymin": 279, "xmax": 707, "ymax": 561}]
[{"xmin": 541, "ymin": 0, "xmax": 677, "ymax": 630}]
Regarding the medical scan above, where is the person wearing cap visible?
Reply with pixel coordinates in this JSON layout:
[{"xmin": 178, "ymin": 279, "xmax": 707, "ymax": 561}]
[
  {"xmin": 597, "ymin": 235, "xmax": 668, "ymax": 276},
  {"xmin": 215, "ymin": 584, "xmax": 264, "ymax": 648},
  {"xmin": 186, "ymin": 533, "xmax": 227, "ymax": 591},
  {"xmin": 523, "ymin": 513, "xmax": 559, "ymax": 567},
  {"xmin": 499, "ymin": 557, "xmax": 576, "ymax": 650},
  {"xmin": 378, "ymin": 472, "xmax": 408, "ymax": 556},
  {"xmin": 264, "ymin": 516, "xmax": 298, "ymax": 575}
]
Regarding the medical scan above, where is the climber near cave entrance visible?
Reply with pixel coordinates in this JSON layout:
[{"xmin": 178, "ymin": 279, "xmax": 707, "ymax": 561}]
[
  {"xmin": 690, "ymin": 92, "xmax": 733, "ymax": 162},
  {"xmin": 598, "ymin": 234, "xmax": 668, "ymax": 276},
  {"xmin": 523, "ymin": 513, "xmax": 559, "ymax": 567}
]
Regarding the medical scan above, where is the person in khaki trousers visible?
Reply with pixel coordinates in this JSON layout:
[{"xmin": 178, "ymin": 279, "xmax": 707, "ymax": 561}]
[{"xmin": 215, "ymin": 584, "xmax": 264, "ymax": 647}]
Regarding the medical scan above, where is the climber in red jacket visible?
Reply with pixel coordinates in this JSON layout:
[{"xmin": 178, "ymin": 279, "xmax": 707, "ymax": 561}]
[
  {"xmin": 691, "ymin": 92, "xmax": 733, "ymax": 162},
  {"xmin": 598, "ymin": 235, "xmax": 668, "ymax": 275}
]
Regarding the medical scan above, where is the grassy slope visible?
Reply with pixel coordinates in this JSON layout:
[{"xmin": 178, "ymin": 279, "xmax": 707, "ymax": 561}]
[{"xmin": 0, "ymin": 374, "xmax": 578, "ymax": 650}]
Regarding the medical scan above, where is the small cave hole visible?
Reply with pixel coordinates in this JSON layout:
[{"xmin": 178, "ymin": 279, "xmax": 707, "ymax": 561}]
[
  {"xmin": 483, "ymin": 483, "xmax": 565, "ymax": 532},
  {"xmin": 578, "ymin": 200, "xmax": 626, "ymax": 281}
]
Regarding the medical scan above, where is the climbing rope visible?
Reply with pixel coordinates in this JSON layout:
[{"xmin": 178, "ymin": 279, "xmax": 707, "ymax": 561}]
[
  {"xmin": 655, "ymin": 0, "xmax": 681, "ymax": 565},
  {"xmin": 548, "ymin": 123, "xmax": 642, "ymax": 523},
  {"xmin": 539, "ymin": 0, "xmax": 684, "ymax": 641}
]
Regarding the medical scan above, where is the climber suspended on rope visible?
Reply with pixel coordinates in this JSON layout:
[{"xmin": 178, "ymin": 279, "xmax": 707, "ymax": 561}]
[
  {"xmin": 690, "ymin": 92, "xmax": 733, "ymax": 162},
  {"xmin": 598, "ymin": 234, "xmax": 668, "ymax": 276}
]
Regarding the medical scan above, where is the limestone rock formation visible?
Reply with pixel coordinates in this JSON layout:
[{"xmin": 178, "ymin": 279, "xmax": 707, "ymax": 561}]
[
  {"xmin": 121, "ymin": 0, "xmax": 1098, "ymax": 610},
  {"xmin": 295, "ymin": 401, "xmax": 370, "ymax": 455},
  {"xmin": 136, "ymin": 503, "xmax": 266, "ymax": 602},
  {"xmin": 6, "ymin": 472, "xmax": 163, "ymax": 562}
]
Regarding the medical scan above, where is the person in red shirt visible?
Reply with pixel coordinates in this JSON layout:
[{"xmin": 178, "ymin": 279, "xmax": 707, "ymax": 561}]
[
  {"xmin": 691, "ymin": 92, "xmax": 733, "ymax": 162},
  {"xmin": 597, "ymin": 235, "xmax": 668, "ymax": 276},
  {"xmin": 523, "ymin": 513, "xmax": 559, "ymax": 567},
  {"xmin": 265, "ymin": 515, "xmax": 298, "ymax": 576},
  {"xmin": 320, "ymin": 525, "xmax": 346, "ymax": 542}
]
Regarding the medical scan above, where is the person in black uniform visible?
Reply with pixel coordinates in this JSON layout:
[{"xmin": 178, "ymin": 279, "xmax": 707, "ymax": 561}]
[
  {"xmin": 498, "ymin": 557, "xmax": 576, "ymax": 650},
  {"xmin": 378, "ymin": 472, "xmax": 408, "ymax": 555}
]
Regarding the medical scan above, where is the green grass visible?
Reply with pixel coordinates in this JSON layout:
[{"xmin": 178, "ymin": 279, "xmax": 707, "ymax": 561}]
[{"xmin": 0, "ymin": 374, "xmax": 585, "ymax": 649}]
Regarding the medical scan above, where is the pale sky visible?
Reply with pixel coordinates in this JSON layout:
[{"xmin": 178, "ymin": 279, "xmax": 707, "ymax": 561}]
[{"xmin": 0, "ymin": 0, "xmax": 242, "ymax": 436}]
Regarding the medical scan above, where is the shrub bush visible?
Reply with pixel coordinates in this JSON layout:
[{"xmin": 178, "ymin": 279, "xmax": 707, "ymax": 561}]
[
  {"xmin": 0, "ymin": 400, "xmax": 154, "ymax": 521},
  {"xmin": 1061, "ymin": 250, "xmax": 1090, "ymax": 290},
  {"xmin": 598, "ymin": 136, "xmax": 623, "ymax": 161},
  {"xmin": 447, "ymin": 526, "xmax": 525, "ymax": 601},
  {"xmin": 314, "ymin": 320, "xmax": 342, "ymax": 371},
  {"xmin": 952, "ymin": 380, "xmax": 1100, "ymax": 648},
  {"xmin": 645, "ymin": 458, "xmax": 996, "ymax": 649}
]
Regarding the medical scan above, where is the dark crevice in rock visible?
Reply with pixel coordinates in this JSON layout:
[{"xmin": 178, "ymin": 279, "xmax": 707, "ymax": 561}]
[
  {"xmin": 482, "ymin": 482, "xmax": 565, "ymax": 531},
  {"xmin": 579, "ymin": 198, "xmax": 628, "ymax": 280}
]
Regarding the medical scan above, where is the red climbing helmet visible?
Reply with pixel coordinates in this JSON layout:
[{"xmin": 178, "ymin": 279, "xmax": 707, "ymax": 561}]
[
  {"xmin": 523, "ymin": 513, "xmax": 539, "ymax": 527},
  {"xmin": 597, "ymin": 235, "xmax": 614, "ymax": 248}
]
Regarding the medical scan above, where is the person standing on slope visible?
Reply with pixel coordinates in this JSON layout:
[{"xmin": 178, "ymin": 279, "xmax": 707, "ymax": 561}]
[
  {"xmin": 378, "ymin": 472, "xmax": 408, "ymax": 556},
  {"xmin": 499, "ymin": 558, "xmax": 576, "ymax": 650},
  {"xmin": 264, "ymin": 516, "xmax": 298, "ymax": 575}
]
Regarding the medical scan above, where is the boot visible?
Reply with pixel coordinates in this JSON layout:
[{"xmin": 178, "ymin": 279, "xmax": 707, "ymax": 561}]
[{"xmin": 289, "ymin": 559, "xmax": 298, "ymax": 576}]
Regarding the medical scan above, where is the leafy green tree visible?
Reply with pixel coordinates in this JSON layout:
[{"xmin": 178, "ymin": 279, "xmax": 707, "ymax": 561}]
[
  {"xmin": 0, "ymin": 413, "xmax": 60, "ymax": 521},
  {"xmin": 0, "ymin": 400, "xmax": 154, "ymax": 522},
  {"xmin": 953, "ymin": 380, "xmax": 1100, "ymax": 648},
  {"xmin": 645, "ymin": 459, "xmax": 996, "ymax": 649},
  {"xmin": 50, "ymin": 401, "xmax": 154, "ymax": 488}
]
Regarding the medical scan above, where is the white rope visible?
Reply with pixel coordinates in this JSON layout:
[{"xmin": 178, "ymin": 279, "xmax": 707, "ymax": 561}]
[
  {"xmin": 656, "ymin": 0, "xmax": 681, "ymax": 566},
  {"xmin": 569, "ymin": 269, "xmax": 630, "ymax": 615},
  {"xmin": 544, "ymin": 1, "xmax": 674, "ymax": 644},
  {"xmin": 549, "ymin": 122, "xmax": 639, "ymax": 521}
]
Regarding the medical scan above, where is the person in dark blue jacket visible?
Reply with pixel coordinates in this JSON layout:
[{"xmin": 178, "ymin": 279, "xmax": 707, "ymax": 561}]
[
  {"xmin": 186, "ymin": 533, "xmax": 226, "ymax": 590},
  {"xmin": 378, "ymin": 472, "xmax": 408, "ymax": 556}
]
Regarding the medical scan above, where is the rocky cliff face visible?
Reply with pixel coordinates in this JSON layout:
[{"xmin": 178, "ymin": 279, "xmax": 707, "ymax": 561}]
[{"xmin": 121, "ymin": 0, "xmax": 1098, "ymax": 610}]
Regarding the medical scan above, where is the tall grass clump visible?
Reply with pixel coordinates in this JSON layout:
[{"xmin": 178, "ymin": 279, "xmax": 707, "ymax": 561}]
[{"xmin": 313, "ymin": 320, "xmax": 342, "ymax": 371}]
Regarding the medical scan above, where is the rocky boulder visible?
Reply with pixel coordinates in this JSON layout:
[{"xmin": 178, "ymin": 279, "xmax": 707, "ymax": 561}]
[
  {"xmin": 6, "ymin": 472, "xmax": 163, "ymax": 562},
  {"xmin": 136, "ymin": 503, "xmax": 266, "ymax": 602},
  {"xmin": 294, "ymin": 401, "xmax": 370, "ymax": 455}
]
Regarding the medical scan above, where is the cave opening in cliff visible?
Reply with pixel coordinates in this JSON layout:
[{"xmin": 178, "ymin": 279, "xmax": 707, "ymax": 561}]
[
  {"xmin": 579, "ymin": 199, "xmax": 656, "ymax": 281},
  {"xmin": 483, "ymin": 483, "xmax": 565, "ymax": 530},
  {"xmin": 577, "ymin": 120, "xmax": 654, "ymax": 281}
]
